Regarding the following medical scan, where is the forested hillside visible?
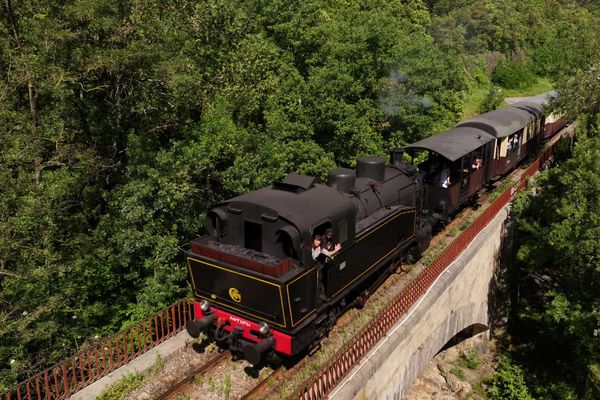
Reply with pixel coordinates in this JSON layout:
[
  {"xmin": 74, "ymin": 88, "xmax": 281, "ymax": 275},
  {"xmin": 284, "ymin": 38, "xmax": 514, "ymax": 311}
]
[
  {"xmin": 487, "ymin": 63, "xmax": 600, "ymax": 399},
  {"xmin": 1, "ymin": 0, "xmax": 598, "ymax": 391}
]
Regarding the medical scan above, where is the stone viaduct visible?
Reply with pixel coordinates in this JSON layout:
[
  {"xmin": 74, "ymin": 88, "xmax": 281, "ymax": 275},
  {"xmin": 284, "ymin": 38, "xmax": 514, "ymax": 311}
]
[{"xmin": 330, "ymin": 205, "xmax": 512, "ymax": 400}]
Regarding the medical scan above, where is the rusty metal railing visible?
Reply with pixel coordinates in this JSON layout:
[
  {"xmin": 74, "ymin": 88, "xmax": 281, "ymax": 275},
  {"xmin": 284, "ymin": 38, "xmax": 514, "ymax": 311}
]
[
  {"xmin": 1, "ymin": 297, "xmax": 195, "ymax": 400},
  {"xmin": 290, "ymin": 136, "xmax": 565, "ymax": 400}
]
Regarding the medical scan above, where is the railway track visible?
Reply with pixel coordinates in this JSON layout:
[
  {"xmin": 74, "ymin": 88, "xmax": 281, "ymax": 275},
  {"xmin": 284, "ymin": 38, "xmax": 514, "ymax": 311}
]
[
  {"xmin": 155, "ymin": 350, "xmax": 284, "ymax": 400},
  {"xmin": 157, "ymin": 351, "xmax": 230, "ymax": 400},
  {"xmin": 239, "ymin": 368, "xmax": 283, "ymax": 400}
]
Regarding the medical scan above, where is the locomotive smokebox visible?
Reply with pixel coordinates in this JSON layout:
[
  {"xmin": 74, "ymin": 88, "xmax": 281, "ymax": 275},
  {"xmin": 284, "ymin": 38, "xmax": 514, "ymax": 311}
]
[
  {"xmin": 357, "ymin": 156, "xmax": 385, "ymax": 181},
  {"xmin": 243, "ymin": 336, "xmax": 275, "ymax": 366},
  {"xmin": 327, "ymin": 168, "xmax": 356, "ymax": 193}
]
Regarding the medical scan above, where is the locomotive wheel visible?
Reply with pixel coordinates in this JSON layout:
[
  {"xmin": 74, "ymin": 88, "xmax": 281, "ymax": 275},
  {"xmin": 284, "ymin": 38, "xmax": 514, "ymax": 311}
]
[{"xmin": 403, "ymin": 245, "xmax": 421, "ymax": 265}]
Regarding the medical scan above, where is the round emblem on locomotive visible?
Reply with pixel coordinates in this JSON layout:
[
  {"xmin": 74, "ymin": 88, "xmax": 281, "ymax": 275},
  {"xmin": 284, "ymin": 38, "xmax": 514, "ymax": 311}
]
[{"xmin": 229, "ymin": 287, "xmax": 242, "ymax": 302}]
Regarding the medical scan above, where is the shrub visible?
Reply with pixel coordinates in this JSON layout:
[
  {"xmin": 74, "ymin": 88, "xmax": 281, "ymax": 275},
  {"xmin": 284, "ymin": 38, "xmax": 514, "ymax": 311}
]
[
  {"xmin": 458, "ymin": 347, "xmax": 481, "ymax": 370},
  {"xmin": 486, "ymin": 357, "xmax": 534, "ymax": 400},
  {"xmin": 492, "ymin": 60, "xmax": 537, "ymax": 89},
  {"xmin": 479, "ymin": 86, "xmax": 504, "ymax": 113}
]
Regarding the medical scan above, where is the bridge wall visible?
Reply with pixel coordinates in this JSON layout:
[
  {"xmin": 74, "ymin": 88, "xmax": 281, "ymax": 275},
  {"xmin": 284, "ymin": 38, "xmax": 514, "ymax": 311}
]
[{"xmin": 330, "ymin": 206, "xmax": 510, "ymax": 400}]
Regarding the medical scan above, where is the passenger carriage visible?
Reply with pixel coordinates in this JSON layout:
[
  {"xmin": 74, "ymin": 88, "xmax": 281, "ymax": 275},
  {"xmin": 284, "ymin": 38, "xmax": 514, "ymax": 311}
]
[
  {"xmin": 456, "ymin": 107, "xmax": 542, "ymax": 179},
  {"xmin": 404, "ymin": 127, "xmax": 496, "ymax": 224}
]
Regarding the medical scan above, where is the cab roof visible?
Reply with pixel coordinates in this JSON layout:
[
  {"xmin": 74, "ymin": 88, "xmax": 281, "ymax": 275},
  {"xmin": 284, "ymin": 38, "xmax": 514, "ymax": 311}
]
[{"xmin": 224, "ymin": 182, "xmax": 356, "ymax": 237}]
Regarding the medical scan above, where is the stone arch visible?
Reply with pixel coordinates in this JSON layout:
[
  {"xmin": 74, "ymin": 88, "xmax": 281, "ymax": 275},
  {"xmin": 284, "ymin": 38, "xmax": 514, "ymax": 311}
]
[{"xmin": 393, "ymin": 302, "xmax": 489, "ymax": 399}]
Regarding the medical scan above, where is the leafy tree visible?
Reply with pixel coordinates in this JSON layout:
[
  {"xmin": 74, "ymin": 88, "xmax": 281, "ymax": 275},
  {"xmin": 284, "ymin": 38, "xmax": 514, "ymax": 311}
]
[
  {"xmin": 552, "ymin": 62, "xmax": 600, "ymax": 123},
  {"xmin": 510, "ymin": 131, "xmax": 600, "ymax": 397},
  {"xmin": 479, "ymin": 86, "xmax": 504, "ymax": 113},
  {"xmin": 486, "ymin": 356, "xmax": 535, "ymax": 400},
  {"xmin": 491, "ymin": 59, "xmax": 537, "ymax": 89}
]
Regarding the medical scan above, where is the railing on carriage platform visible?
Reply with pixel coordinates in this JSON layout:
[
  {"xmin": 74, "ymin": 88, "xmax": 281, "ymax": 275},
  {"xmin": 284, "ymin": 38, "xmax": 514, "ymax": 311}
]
[
  {"xmin": 1, "ymin": 297, "xmax": 195, "ymax": 400},
  {"xmin": 289, "ymin": 133, "xmax": 568, "ymax": 400}
]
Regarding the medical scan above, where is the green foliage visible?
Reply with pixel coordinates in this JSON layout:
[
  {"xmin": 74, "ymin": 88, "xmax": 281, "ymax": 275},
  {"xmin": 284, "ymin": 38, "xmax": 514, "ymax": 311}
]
[
  {"xmin": 457, "ymin": 347, "xmax": 481, "ymax": 370},
  {"xmin": 97, "ymin": 374, "xmax": 144, "ymax": 400},
  {"xmin": 492, "ymin": 60, "xmax": 537, "ymax": 90},
  {"xmin": 553, "ymin": 63, "xmax": 600, "ymax": 122},
  {"xmin": 479, "ymin": 86, "xmax": 504, "ymax": 113},
  {"xmin": 151, "ymin": 354, "xmax": 164, "ymax": 375},
  {"xmin": 222, "ymin": 374, "xmax": 232, "ymax": 398},
  {"xmin": 450, "ymin": 366, "xmax": 466, "ymax": 380},
  {"xmin": 486, "ymin": 357, "xmax": 534, "ymax": 400},
  {"xmin": 509, "ymin": 124, "xmax": 600, "ymax": 397}
]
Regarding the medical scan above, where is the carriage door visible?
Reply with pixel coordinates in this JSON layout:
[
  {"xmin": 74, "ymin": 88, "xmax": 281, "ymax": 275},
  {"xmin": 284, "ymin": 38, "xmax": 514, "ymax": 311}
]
[{"xmin": 459, "ymin": 156, "xmax": 470, "ymax": 203}]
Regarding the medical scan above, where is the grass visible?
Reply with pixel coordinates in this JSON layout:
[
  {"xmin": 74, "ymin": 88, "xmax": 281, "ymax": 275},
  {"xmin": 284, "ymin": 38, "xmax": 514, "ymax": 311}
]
[
  {"xmin": 500, "ymin": 77, "xmax": 554, "ymax": 101},
  {"xmin": 96, "ymin": 353, "xmax": 167, "ymax": 400},
  {"xmin": 472, "ymin": 377, "xmax": 492, "ymax": 399},
  {"xmin": 462, "ymin": 85, "xmax": 490, "ymax": 119},
  {"xmin": 97, "ymin": 374, "xmax": 145, "ymax": 400},
  {"xmin": 457, "ymin": 347, "xmax": 481, "ymax": 370},
  {"xmin": 151, "ymin": 354, "xmax": 165, "ymax": 375},
  {"xmin": 222, "ymin": 374, "xmax": 232, "ymax": 398},
  {"xmin": 462, "ymin": 76, "xmax": 554, "ymax": 119},
  {"xmin": 451, "ymin": 366, "xmax": 467, "ymax": 381}
]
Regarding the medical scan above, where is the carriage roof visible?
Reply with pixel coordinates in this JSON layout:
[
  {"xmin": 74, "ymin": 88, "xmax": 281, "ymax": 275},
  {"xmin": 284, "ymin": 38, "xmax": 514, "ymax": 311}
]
[
  {"xmin": 404, "ymin": 126, "xmax": 495, "ymax": 162},
  {"xmin": 456, "ymin": 107, "xmax": 537, "ymax": 138}
]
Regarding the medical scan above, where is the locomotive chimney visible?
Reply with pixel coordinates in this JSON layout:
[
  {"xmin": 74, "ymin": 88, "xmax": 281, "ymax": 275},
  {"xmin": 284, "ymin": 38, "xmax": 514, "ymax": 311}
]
[{"xmin": 389, "ymin": 148, "xmax": 405, "ymax": 169}]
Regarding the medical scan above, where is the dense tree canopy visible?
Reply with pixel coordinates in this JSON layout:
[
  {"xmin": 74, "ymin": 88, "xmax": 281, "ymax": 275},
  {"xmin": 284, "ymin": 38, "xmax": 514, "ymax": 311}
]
[
  {"xmin": 508, "ymin": 49, "xmax": 600, "ymax": 399},
  {"xmin": 0, "ymin": 0, "xmax": 598, "ymax": 390}
]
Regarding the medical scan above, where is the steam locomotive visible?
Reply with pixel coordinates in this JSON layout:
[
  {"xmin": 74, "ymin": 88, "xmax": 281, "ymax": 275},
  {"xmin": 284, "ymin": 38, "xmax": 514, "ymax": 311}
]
[{"xmin": 185, "ymin": 92, "xmax": 565, "ymax": 367}]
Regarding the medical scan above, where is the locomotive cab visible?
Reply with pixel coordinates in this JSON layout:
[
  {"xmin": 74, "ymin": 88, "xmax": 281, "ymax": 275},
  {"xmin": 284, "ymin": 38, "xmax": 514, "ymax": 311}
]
[{"xmin": 186, "ymin": 173, "xmax": 361, "ymax": 366}]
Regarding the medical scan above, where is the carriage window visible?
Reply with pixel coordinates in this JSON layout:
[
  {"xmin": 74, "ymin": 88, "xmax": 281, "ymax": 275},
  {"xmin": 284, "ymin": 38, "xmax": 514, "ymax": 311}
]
[{"xmin": 244, "ymin": 221, "xmax": 262, "ymax": 252}]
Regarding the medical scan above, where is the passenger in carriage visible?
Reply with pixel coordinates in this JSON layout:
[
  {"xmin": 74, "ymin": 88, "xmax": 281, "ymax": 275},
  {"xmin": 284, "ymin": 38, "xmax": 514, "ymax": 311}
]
[
  {"xmin": 440, "ymin": 166, "xmax": 451, "ymax": 188},
  {"xmin": 508, "ymin": 134, "xmax": 519, "ymax": 151},
  {"xmin": 471, "ymin": 158, "xmax": 481, "ymax": 170}
]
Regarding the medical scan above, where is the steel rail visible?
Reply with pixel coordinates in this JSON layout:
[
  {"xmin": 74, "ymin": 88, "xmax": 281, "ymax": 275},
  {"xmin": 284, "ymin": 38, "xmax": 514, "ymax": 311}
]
[
  {"xmin": 156, "ymin": 351, "xmax": 230, "ymax": 400},
  {"xmin": 240, "ymin": 368, "xmax": 284, "ymax": 400}
]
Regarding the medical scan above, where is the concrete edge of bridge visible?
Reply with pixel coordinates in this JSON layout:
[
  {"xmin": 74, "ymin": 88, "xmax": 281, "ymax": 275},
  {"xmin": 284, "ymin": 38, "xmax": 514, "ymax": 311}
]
[{"xmin": 70, "ymin": 330, "xmax": 191, "ymax": 399}]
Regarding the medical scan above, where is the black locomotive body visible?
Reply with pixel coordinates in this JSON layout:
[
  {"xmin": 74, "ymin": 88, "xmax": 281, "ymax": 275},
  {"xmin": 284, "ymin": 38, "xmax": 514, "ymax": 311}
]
[
  {"xmin": 185, "ymin": 92, "xmax": 565, "ymax": 367},
  {"xmin": 186, "ymin": 155, "xmax": 431, "ymax": 366}
]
